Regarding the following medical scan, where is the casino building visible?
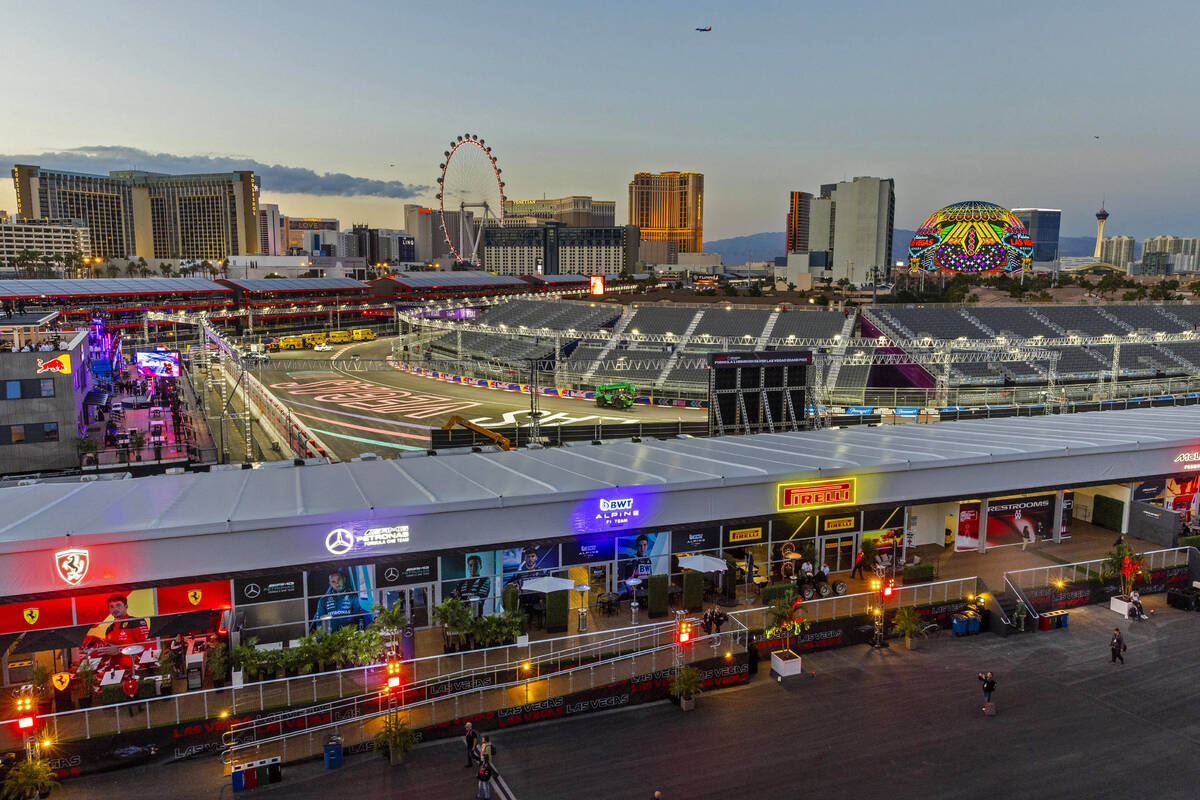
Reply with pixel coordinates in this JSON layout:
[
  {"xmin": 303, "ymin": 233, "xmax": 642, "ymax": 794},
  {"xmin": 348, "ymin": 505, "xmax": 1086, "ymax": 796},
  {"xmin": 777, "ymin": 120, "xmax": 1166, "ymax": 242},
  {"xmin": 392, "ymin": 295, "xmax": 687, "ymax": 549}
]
[{"xmin": 1, "ymin": 405, "xmax": 1198, "ymax": 690}]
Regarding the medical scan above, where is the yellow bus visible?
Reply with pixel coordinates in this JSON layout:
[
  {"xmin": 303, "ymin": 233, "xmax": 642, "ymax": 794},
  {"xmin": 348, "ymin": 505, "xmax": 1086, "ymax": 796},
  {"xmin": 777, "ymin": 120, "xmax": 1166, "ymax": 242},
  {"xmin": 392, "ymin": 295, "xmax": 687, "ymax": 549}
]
[
  {"xmin": 328, "ymin": 330, "xmax": 352, "ymax": 344},
  {"xmin": 351, "ymin": 328, "xmax": 376, "ymax": 341},
  {"xmin": 302, "ymin": 332, "xmax": 328, "ymax": 347},
  {"xmin": 279, "ymin": 336, "xmax": 305, "ymax": 351}
]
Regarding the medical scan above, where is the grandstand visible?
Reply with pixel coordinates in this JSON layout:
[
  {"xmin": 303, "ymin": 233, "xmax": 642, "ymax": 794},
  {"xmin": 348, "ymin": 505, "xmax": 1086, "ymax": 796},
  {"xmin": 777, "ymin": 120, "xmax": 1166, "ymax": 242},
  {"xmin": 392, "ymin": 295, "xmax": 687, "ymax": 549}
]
[{"xmin": 413, "ymin": 297, "xmax": 1200, "ymax": 408}]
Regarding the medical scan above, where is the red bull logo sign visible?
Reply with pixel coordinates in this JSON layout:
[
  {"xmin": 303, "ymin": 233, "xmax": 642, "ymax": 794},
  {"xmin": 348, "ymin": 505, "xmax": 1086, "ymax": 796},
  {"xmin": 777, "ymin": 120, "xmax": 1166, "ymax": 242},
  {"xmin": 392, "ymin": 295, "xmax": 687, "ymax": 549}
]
[
  {"xmin": 54, "ymin": 548, "xmax": 89, "ymax": 585},
  {"xmin": 777, "ymin": 478, "xmax": 856, "ymax": 512},
  {"xmin": 36, "ymin": 353, "xmax": 71, "ymax": 375}
]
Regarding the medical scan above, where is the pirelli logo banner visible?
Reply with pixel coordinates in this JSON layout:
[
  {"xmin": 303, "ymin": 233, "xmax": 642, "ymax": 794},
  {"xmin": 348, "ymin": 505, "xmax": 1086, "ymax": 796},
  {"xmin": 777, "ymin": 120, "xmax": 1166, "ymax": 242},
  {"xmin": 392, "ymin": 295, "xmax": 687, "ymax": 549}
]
[
  {"xmin": 777, "ymin": 478, "xmax": 856, "ymax": 512},
  {"xmin": 728, "ymin": 527, "xmax": 763, "ymax": 543},
  {"xmin": 823, "ymin": 516, "xmax": 857, "ymax": 532}
]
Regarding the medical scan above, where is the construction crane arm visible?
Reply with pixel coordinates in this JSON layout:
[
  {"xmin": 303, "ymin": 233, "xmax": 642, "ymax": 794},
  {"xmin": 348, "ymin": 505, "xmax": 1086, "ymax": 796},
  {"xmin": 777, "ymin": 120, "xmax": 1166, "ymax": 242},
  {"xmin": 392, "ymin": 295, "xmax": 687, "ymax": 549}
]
[{"xmin": 441, "ymin": 415, "xmax": 512, "ymax": 451}]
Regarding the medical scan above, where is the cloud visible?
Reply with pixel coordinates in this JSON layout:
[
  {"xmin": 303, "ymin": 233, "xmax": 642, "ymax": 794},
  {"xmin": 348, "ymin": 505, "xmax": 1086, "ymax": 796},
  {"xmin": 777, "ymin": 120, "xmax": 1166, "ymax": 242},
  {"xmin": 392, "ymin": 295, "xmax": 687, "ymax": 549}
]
[{"xmin": 3, "ymin": 146, "xmax": 428, "ymax": 199}]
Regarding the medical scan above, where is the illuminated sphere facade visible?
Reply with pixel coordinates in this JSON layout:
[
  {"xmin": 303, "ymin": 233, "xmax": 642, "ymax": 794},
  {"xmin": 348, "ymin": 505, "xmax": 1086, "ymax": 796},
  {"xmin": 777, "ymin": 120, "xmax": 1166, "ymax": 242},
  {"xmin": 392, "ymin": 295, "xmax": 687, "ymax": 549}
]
[{"xmin": 907, "ymin": 201, "xmax": 1034, "ymax": 273}]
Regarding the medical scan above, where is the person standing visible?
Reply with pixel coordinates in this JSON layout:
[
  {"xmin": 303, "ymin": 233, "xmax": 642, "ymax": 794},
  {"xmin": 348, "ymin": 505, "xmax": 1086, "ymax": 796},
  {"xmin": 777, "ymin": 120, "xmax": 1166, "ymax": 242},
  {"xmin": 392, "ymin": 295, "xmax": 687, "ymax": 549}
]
[
  {"xmin": 1110, "ymin": 628, "xmax": 1126, "ymax": 664},
  {"xmin": 479, "ymin": 735, "xmax": 494, "ymax": 769},
  {"xmin": 476, "ymin": 760, "xmax": 494, "ymax": 799},
  {"xmin": 851, "ymin": 549, "xmax": 866, "ymax": 580},
  {"xmin": 463, "ymin": 721, "xmax": 479, "ymax": 767},
  {"xmin": 978, "ymin": 671, "xmax": 996, "ymax": 704}
]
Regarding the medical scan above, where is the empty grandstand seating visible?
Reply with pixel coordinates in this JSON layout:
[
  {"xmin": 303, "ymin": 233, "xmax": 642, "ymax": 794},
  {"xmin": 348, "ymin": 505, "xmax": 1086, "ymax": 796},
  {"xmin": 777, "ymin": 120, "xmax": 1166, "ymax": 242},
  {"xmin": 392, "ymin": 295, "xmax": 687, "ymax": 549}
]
[
  {"xmin": 768, "ymin": 309, "xmax": 847, "ymax": 340},
  {"xmin": 690, "ymin": 308, "xmax": 772, "ymax": 340},
  {"xmin": 963, "ymin": 307, "xmax": 1061, "ymax": 338},
  {"xmin": 875, "ymin": 307, "xmax": 979, "ymax": 340},
  {"xmin": 1104, "ymin": 305, "xmax": 1185, "ymax": 333},
  {"xmin": 477, "ymin": 299, "xmax": 620, "ymax": 332},
  {"xmin": 1035, "ymin": 307, "xmax": 1124, "ymax": 337},
  {"xmin": 624, "ymin": 307, "xmax": 698, "ymax": 336}
]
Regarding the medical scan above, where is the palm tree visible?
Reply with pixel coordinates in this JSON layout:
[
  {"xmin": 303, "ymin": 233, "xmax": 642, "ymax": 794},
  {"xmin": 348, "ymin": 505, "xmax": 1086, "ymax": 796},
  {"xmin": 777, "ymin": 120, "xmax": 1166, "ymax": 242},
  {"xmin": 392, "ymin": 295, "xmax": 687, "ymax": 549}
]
[
  {"xmin": 159, "ymin": 262, "xmax": 173, "ymax": 278},
  {"xmin": 106, "ymin": 263, "xmax": 120, "ymax": 278},
  {"xmin": 125, "ymin": 260, "xmax": 137, "ymax": 277}
]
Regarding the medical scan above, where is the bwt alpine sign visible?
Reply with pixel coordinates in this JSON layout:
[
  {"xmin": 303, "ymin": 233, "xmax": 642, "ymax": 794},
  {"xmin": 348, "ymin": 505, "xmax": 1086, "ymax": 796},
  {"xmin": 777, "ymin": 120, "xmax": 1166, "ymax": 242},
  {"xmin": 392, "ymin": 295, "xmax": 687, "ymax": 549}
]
[
  {"xmin": 777, "ymin": 478, "xmax": 856, "ymax": 512},
  {"xmin": 325, "ymin": 525, "xmax": 410, "ymax": 556},
  {"xmin": 596, "ymin": 497, "xmax": 638, "ymax": 527}
]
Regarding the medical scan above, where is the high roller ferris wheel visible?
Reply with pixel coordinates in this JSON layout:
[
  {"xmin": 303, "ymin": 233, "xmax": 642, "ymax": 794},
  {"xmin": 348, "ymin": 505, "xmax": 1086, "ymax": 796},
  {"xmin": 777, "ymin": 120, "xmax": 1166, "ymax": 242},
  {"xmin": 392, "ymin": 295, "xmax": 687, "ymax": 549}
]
[{"xmin": 436, "ymin": 133, "xmax": 505, "ymax": 265}]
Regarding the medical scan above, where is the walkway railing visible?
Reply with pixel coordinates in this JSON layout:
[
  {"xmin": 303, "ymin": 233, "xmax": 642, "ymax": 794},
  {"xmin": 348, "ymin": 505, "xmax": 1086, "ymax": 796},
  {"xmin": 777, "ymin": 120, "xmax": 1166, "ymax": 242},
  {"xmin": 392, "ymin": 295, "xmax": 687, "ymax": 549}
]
[
  {"xmin": 1003, "ymin": 547, "xmax": 1190, "ymax": 596},
  {"xmin": 221, "ymin": 616, "xmax": 748, "ymax": 766}
]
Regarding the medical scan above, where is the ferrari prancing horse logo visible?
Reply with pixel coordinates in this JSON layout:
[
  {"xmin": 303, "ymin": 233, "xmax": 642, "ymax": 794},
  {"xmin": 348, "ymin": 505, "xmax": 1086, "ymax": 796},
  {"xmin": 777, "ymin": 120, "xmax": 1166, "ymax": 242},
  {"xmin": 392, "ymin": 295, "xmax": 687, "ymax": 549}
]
[
  {"xmin": 23, "ymin": 608, "xmax": 39, "ymax": 625},
  {"xmin": 188, "ymin": 589, "xmax": 202, "ymax": 606},
  {"xmin": 54, "ymin": 548, "xmax": 89, "ymax": 585}
]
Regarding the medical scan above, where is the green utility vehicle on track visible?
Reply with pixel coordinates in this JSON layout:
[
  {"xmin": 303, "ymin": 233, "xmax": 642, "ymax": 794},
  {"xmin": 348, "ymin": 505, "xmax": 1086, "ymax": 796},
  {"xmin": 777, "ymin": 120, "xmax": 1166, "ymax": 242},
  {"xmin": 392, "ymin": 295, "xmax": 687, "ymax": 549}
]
[{"xmin": 594, "ymin": 382, "xmax": 636, "ymax": 409}]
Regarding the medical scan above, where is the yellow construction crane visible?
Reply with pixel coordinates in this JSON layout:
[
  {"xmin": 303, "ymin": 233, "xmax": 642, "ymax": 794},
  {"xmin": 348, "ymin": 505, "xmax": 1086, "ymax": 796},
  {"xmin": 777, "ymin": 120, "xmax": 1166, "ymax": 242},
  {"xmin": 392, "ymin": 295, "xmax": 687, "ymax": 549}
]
[{"xmin": 440, "ymin": 415, "xmax": 512, "ymax": 451}]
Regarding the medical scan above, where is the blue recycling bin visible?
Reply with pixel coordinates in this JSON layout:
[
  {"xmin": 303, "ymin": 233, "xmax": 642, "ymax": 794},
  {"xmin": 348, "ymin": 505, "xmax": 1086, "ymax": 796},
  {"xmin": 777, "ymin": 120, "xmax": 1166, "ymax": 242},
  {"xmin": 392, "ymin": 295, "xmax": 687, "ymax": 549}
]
[
  {"xmin": 967, "ymin": 613, "xmax": 981, "ymax": 634},
  {"xmin": 232, "ymin": 769, "xmax": 246, "ymax": 793},
  {"xmin": 323, "ymin": 734, "xmax": 344, "ymax": 769},
  {"xmin": 951, "ymin": 614, "xmax": 968, "ymax": 636}
]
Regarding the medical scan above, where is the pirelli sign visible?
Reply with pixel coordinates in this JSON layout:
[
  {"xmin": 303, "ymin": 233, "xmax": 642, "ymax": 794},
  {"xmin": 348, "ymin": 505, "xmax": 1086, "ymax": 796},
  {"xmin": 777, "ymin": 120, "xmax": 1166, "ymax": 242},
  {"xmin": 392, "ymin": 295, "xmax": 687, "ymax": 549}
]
[{"xmin": 777, "ymin": 478, "xmax": 856, "ymax": 512}]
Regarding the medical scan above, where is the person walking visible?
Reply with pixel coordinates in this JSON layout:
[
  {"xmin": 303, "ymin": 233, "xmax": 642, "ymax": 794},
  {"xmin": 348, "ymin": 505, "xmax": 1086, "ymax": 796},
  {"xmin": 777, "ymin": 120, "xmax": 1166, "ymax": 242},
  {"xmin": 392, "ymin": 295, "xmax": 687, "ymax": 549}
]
[
  {"xmin": 851, "ymin": 549, "xmax": 866, "ymax": 580},
  {"xmin": 463, "ymin": 721, "xmax": 479, "ymax": 767},
  {"xmin": 476, "ymin": 760, "xmax": 495, "ymax": 799},
  {"xmin": 1110, "ymin": 628, "xmax": 1126, "ymax": 664},
  {"xmin": 479, "ymin": 735, "xmax": 495, "ymax": 769}
]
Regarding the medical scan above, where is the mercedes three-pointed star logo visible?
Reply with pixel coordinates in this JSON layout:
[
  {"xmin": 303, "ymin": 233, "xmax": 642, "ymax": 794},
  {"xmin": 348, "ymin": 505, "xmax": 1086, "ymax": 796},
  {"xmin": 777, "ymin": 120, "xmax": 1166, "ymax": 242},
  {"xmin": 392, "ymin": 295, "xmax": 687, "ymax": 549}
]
[{"xmin": 325, "ymin": 528, "xmax": 355, "ymax": 556}]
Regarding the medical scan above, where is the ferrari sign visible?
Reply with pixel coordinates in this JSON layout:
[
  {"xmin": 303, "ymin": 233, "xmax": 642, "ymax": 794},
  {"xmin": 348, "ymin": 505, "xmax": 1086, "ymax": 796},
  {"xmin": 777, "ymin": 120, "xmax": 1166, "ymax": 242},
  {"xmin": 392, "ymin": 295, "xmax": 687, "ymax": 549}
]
[
  {"xmin": 777, "ymin": 478, "xmax": 856, "ymax": 512},
  {"xmin": 22, "ymin": 608, "xmax": 39, "ymax": 625},
  {"xmin": 188, "ymin": 589, "xmax": 203, "ymax": 606},
  {"xmin": 54, "ymin": 548, "xmax": 89, "ymax": 585},
  {"xmin": 50, "ymin": 672, "xmax": 71, "ymax": 692}
]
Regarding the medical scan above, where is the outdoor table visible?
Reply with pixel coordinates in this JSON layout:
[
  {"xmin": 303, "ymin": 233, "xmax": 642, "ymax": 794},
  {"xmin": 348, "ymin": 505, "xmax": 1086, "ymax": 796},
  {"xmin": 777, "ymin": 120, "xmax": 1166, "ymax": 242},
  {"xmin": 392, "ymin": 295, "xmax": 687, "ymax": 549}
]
[{"xmin": 99, "ymin": 669, "xmax": 126, "ymax": 686}]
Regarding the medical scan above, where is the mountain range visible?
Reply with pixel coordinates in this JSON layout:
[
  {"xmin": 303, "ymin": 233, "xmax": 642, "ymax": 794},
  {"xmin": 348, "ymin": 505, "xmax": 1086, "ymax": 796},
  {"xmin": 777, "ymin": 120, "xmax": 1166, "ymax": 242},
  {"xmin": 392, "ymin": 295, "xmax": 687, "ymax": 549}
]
[{"xmin": 702, "ymin": 231, "xmax": 1104, "ymax": 267}]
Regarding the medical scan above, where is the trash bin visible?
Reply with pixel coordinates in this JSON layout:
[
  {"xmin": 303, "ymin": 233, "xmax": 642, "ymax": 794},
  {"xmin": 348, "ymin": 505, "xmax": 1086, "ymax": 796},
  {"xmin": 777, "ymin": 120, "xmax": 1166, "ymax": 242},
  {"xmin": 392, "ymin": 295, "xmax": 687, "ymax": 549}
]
[
  {"xmin": 951, "ymin": 614, "xmax": 967, "ymax": 636},
  {"xmin": 1037, "ymin": 614, "xmax": 1052, "ymax": 631},
  {"xmin": 966, "ymin": 613, "xmax": 981, "ymax": 635},
  {"xmin": 324, "ymin": 734, "xmax": 344, "ymax": 769},
  {"xmin": 231, "ymin": 769, "xmax": 246, "ymax": 793}
]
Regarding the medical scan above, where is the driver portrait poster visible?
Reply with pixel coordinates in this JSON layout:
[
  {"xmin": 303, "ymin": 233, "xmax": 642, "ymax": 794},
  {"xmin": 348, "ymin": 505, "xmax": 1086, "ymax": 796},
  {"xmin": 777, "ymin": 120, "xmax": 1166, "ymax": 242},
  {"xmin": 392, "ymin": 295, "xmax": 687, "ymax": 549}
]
[
  {"xmin": 306, "ymin": 563, "xmax": 374, "ymax": 632},
  {"xmin": 617, "ymin": 532, "xmax": 668, "ymax": 589}
]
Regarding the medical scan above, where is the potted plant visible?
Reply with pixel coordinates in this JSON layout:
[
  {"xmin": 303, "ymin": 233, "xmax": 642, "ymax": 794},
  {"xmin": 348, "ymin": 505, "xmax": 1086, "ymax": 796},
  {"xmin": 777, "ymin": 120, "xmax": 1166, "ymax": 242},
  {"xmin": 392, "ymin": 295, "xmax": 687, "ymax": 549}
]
[
  {"xmin": 233, "ymin": 639, "xmax": 263, "ymax": 682},
  {"xmin": 347, "ymin": 628, "xmax": 385, "ymax": 667},
  {"xmin": 432, "ymin": 597, "xmax": 473, "ymax": 652},
  {"xmin": 373, "ymin": 716, "xmax": 417, "ymax": 766},
  {"xmin": 891, "ymin": 607, "xmax": 926, "ymax": 650},
  {"xmin": 1102, "ymin": 542, "xmax": 1147, "ymax": 599},
  {"xmin": 130, "ymin": 429, "xmax": 146, "ymax": 462},
  {"xmin": 669, "ymin": 666, "xmax": 703, "ymax": 711},
  {"xmin": 78, "ymin": 438, "xmax": 99, "ymax": 467},
  {"xmin": 75, "ymin": 660, "xmax": 97, "ymax": 708},
  {"xmin": 157, "ymin": 652, "xmax": 176, "ymax": 695},
  {"xmin": 1, "ymin": 758, "xmax": 60, "ymax": 800},
  {"xmin": 206, "ymin": 643, "xmax": 230, "ymax": 688}
]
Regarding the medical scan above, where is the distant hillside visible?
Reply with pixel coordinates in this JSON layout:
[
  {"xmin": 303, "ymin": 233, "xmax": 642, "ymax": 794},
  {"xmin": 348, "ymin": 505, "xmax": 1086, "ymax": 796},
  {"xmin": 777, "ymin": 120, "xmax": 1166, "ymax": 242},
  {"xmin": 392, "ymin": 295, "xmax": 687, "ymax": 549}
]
[
  {"xmin": 708, "ymin": 230, "xmax": 1100, "ymax": 268},
  {"xmin": 703, "ymin": 232, "xmax": 784, "ymax": 266}
]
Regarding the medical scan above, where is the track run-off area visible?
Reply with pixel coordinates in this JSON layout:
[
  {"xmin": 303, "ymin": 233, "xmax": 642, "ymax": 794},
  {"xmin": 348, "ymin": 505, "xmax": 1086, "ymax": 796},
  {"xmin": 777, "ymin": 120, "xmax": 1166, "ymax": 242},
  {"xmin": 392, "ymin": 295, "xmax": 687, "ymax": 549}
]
[{"xmin": 252, "ymin": 336, "xmax": 705, "ymax": 459}]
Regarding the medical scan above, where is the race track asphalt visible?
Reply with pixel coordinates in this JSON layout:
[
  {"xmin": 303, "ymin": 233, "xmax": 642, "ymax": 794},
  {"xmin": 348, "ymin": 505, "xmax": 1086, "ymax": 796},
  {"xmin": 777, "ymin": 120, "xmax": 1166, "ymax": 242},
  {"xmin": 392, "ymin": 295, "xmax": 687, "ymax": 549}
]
[{"xmin": 250, "ymin": 336, "xmax": 705, "ymax": 460}]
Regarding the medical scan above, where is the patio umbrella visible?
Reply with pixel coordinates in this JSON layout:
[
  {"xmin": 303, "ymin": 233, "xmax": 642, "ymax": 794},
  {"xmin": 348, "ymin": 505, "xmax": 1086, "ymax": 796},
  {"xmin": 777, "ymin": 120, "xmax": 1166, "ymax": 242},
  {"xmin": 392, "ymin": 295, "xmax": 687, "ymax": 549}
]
[
  {"xmin": 677, "ymin": 554, "xmax": 728, "ymax": 572},
  {"xmin": 520, "ymin": 576, "xmax": 578, "ymax": 594}
]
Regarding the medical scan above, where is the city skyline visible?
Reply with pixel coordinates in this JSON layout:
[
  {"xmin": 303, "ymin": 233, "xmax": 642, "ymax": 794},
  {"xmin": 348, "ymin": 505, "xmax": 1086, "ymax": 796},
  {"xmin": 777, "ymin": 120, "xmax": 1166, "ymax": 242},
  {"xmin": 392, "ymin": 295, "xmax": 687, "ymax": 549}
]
[{"xmin": 2, "ymin": 1, "xmax": 1197, "ymax": 242}]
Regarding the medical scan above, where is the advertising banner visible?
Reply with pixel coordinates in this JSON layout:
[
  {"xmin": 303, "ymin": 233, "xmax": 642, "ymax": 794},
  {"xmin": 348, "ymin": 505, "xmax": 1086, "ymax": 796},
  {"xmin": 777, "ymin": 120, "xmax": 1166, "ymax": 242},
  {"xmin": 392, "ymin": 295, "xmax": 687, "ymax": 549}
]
[
  {"xmin": 441, "ymin": 552, "xmax": 496, "ymax": 615},
  {"xmin": 156, "ymin": 580, "xmax": 231, "ymax": 615},
  {"xmin": 561, "ymin": 535, "xmax": 614, "ymax": 565},
  {"xmin": 1061, "ymin": 491, "xmax": 1074, "ymax": 539},
  {"xmin": 984, "ymin": 494, "xmax": 1055, "ymax": 548},
  {"xmin": 0, "ymin": 597, "xmax": 74, "ymax": 634},
  {"xmin": 671, "ymin": 527, "xmax": 720, "ymax": 553},
  {"xmin": 306, "ymin": 564, "xmax": 374, "ymax": 632},
  {"xmin": 499, "ymin": 545, "xmax": 559, "ymax": 592},
  {"xmin": 374, "ymin": 556, "xmax": 436, "ymax": 588},
  {"xmin": 956, "ymin": 502, "xmax": 980, "ymax": 551},
  {"xmin": 957, "ymin": 494, "xmax": 1057, "ymax": 551},
  {"xmin": 617, "ymin": 532, "xmax": 669, "ymax": 589},
  {"xmin": 234, "ymin": 573, "xmax": 304, "ymax": 604}
]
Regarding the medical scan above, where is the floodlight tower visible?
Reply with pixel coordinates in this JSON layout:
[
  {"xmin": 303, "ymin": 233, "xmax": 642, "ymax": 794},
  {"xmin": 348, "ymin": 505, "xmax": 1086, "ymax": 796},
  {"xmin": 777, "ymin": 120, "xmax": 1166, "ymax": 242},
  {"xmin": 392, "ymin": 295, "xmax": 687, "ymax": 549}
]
[{"xmin": 1093, "ymin": 203, "xmax": 1110, "ymax": 260}]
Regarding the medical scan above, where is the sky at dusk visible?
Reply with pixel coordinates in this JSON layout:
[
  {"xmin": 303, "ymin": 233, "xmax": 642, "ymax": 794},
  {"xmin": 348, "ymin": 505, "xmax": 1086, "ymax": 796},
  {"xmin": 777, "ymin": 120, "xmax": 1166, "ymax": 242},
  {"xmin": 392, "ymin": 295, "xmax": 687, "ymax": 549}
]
[{"xmin": 2, "ymin": 0, "xmax": 1197, "ymax": 241}]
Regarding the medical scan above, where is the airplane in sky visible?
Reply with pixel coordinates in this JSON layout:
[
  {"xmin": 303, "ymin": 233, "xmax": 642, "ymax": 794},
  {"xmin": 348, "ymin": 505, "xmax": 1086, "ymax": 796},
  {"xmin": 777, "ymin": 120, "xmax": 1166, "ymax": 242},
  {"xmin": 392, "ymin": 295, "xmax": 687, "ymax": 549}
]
[{"xmin": 695, "ymin": 26, "xmax": 712, "ymax": 32}]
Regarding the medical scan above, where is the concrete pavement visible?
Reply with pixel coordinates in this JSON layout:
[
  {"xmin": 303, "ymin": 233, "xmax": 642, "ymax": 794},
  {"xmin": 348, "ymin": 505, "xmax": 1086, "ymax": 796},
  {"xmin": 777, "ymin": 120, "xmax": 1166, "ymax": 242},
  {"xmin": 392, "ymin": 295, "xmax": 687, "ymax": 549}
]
[{"xmin": 52, "ymin": 595, "xmax": 1200, "ymax": 800}]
